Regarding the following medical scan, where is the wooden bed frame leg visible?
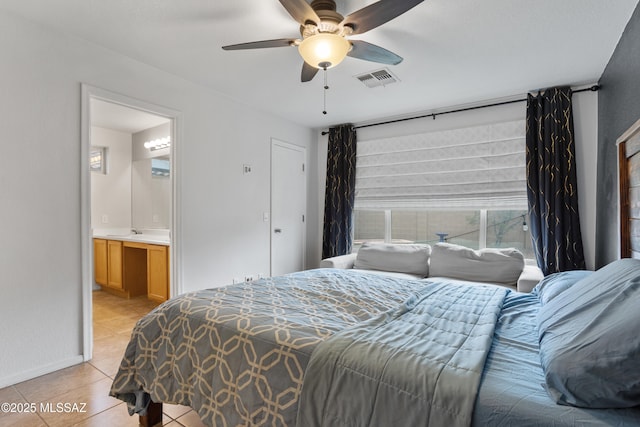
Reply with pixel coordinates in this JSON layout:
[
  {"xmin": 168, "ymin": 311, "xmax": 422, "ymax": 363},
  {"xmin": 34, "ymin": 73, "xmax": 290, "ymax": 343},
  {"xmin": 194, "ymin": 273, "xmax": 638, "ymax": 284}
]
[{"xmin": 139, "ymin": 401, "xmax": 163, "ymax": 427}]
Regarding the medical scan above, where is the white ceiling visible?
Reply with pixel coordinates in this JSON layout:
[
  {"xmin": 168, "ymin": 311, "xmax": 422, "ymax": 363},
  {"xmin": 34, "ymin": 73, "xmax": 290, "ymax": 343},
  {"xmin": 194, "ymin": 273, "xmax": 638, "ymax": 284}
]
[
  {"xmin": 91, "ymin": 99, "xmax": 170, "ymax": 134},
  {"xmin": 2, "ymin": 0, "xmax": 638, "ymax": 129}
]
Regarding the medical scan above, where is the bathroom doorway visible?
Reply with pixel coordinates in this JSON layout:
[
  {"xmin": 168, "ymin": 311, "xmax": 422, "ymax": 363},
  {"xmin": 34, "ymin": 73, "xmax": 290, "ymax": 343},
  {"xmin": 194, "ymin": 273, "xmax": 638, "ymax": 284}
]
[
  {"xmin": 80, "ymin": 85, "xmax": 181, "ymax": 361},
  {"xmin": 90, "ymin": 99, "xmax": 171, "ymax": 236}
]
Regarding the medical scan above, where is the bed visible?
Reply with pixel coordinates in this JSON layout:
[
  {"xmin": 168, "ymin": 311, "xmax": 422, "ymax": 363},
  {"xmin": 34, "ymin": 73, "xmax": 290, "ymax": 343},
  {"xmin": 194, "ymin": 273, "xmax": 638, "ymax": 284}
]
[
  {"xmin": 110, "ymin": 266, "xmax": 640, "ymax": 427},
  {"xmin": 110, "ymin": 120, "xmax": 640, "ymax": 426}
]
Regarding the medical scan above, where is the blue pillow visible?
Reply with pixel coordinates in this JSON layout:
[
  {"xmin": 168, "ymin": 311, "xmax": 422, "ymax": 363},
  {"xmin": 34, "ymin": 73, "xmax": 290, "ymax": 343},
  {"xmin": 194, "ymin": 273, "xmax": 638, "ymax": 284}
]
[
  {"xmin": 537, "ymin": 258, "xmax": 640, "ymax": 408},
  {"xmin": 533, "ymin": 270, "xmax": 593, "ymax": 305}
]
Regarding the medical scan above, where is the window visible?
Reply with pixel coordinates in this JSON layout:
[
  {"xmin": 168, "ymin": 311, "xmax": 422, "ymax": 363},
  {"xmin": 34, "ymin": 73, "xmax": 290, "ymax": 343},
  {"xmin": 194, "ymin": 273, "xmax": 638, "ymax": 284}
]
[
  {"xmin": 353, "ymin": 210, "xmax": 386, "ymax": 244},
  {"xmin": 151, "ymin": 158, "xmax": 170, "ymax": 178},
  {"xmin": 354, "ymin": 209, "xmax": 533, "ymax": 258},
  {"xmin": 353, "ymin": 120, "xmax": 533, "ymax": 258},
  {"xmin": 90, "ymin": 146, "xmax": 107, "ymax": 174}
]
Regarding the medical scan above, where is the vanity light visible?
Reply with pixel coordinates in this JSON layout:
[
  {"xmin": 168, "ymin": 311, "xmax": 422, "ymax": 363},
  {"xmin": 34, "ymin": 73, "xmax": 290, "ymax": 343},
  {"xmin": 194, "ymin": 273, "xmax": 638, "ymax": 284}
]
[{"xmin": 144, "ymin": 136, "xmax": 171, "ymax": 151}]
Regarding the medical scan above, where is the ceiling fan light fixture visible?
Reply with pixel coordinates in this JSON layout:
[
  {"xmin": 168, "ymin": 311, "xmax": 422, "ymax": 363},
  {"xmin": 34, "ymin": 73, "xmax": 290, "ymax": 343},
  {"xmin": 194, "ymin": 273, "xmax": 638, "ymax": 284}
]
[{"xmin": 298, "ymin": 33, "xmax": 350, "ymax": 69}]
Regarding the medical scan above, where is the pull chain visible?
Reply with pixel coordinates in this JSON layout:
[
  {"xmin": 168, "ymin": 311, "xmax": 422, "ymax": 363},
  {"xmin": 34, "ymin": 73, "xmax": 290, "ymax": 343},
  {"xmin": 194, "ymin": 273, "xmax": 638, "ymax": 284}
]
[{"xmin": 320, "ymin": 62, "xmax": 330, "ymax": 115}]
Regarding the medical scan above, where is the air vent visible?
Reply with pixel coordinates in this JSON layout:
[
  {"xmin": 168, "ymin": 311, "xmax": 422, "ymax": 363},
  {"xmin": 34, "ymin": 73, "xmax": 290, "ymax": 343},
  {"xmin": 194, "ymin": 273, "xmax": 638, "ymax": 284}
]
[{"xmin": 355, "ymin": 68, "xmax": 399, "ymax": 88}]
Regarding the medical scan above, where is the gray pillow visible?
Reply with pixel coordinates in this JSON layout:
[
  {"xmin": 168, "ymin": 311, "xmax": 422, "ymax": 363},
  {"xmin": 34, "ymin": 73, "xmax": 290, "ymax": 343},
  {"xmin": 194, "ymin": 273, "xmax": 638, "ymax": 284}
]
[
  {"xmin": 537, "ymin": 258, "xmax": 640, "ymax": 408},
  {"xmin": 354, "ymin": 243, "xmax": 431, "ymax": 277},
  {"xmin": 429, "ymin": 243, "xmax": 524, "ymax": 285}
]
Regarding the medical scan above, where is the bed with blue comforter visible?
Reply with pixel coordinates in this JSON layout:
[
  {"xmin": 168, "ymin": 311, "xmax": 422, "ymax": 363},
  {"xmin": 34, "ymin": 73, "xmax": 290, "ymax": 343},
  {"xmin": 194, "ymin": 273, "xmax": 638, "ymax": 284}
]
[{"xmin": 110, "ymin": 261, "xmax": 640, "ymax": 426}]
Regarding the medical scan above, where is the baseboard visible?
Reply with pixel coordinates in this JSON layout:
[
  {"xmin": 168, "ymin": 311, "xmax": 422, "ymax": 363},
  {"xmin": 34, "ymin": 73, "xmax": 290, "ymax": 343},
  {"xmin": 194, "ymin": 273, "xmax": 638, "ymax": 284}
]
[{"xmin": 0, "ymin": 355, "xmax": 84, "ymax": 389}]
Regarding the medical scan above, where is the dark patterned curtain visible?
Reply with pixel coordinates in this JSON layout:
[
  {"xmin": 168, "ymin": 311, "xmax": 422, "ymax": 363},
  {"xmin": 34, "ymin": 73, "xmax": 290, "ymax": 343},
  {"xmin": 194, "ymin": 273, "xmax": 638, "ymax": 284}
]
[
  {"xmin": 322, "ymin": 124, "xmax": 357, "ymax": 259},
  {"xmin": 526, "ymin": 87, "xmax": 586, "ymax": 275}
]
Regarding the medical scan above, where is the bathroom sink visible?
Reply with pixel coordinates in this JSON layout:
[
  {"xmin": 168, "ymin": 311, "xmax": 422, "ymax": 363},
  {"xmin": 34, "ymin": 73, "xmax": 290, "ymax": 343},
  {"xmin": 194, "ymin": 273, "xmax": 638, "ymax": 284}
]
[{"xmin": 128, "ymin": 234, "xmax": 168, "ymax": 242}]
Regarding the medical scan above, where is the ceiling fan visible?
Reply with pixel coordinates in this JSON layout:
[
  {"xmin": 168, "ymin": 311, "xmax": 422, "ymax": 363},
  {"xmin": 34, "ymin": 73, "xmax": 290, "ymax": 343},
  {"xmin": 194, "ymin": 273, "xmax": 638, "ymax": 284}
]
[{"xmin": 222, "ymin": 0, "xmax": 424, "ymax": 82}]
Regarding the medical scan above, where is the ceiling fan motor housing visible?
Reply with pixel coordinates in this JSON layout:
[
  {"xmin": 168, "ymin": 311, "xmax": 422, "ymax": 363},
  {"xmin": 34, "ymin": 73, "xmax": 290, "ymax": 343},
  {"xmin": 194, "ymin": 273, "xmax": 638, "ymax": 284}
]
[
  {"xmin": 301, "ymin": 0, "xmax": 345, "ymax": 35},
  {"xmin": 310, "ymin": 0, "xmax": 341, "ymax": 18}
]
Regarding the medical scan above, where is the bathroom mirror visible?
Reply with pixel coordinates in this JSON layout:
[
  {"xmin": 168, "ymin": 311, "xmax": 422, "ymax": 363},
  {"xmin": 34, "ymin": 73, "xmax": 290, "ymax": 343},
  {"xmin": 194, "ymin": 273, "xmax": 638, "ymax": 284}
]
[
  {"xmin": 132, "ymin": 156, "xmax": 170, "ymax": 229},
  {"xmin": 131, "ymin": 123, "xmax": 171, "ymax": 229}
]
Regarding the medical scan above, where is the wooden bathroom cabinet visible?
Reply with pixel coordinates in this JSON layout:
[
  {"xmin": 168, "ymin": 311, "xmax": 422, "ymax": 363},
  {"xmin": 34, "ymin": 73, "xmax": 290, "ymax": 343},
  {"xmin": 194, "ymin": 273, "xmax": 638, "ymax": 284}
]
[{"xmin": 93, "ymin": 238, "xmax": 169, "ymax": 301}]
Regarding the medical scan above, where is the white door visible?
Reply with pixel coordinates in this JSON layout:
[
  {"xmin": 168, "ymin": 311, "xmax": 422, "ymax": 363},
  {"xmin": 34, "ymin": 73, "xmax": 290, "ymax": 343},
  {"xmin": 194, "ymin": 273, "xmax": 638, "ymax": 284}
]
[{"xmin": 271, "ymin": 140, "xmax": 306, "ymax": 276}]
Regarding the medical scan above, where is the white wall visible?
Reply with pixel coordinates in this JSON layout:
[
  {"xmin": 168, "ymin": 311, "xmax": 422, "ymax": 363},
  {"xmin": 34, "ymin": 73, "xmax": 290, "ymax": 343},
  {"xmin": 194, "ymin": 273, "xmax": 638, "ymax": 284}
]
[
  {"xmin": 573, "ymin": 91, "xmax": 598, "ymax": 271},
  {"xmin": 90, "ymin": 126, "xmax": 132, "ymax": 229},
  {"xmin": 316, "ymin": 93, "xmax": 599, "ymax": 270},
  {"xmin": 0, "ymin": 10, "xmax": 315, "ymax": 387}
]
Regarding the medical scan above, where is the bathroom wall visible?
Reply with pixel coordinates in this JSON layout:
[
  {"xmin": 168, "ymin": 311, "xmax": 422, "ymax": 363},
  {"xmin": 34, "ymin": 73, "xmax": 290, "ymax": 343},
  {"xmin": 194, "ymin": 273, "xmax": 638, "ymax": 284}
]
[{"xmin": 90, "ymin": 126, "xmax": 132, "ymax": 229}]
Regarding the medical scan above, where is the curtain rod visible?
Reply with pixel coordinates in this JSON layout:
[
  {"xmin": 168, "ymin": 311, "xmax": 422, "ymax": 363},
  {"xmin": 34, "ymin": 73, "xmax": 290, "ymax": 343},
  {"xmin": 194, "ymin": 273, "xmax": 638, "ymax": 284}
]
[{"xmin": 321, "ymin": 84, "xmax": 600, "ymax": 135}]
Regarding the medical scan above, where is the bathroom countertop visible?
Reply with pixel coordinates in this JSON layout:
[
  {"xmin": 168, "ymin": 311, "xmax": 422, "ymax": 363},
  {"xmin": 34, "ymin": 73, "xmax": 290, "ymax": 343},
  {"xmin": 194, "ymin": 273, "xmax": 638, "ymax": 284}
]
[{"xmin": 93, "ymin": 229, "xmax": 170, "ymax": 246}]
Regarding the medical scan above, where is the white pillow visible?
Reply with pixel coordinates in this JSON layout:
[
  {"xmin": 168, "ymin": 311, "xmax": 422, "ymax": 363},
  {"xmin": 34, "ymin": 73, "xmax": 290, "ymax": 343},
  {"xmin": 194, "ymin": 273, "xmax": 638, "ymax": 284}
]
[
  {"xmin": 354, "ymin": 243, "xmax": 431, "ymax": 277},
  {"xmin": 429, "ymin": 243, "xmax": 524, "ymax": 285}
]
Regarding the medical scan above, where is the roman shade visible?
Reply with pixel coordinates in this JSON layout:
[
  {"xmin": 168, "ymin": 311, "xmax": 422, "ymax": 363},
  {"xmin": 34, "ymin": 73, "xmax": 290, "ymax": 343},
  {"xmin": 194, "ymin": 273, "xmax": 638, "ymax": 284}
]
[{"xmin": 354, "ymin": 120, "xmax": 527, "ymax": 210}]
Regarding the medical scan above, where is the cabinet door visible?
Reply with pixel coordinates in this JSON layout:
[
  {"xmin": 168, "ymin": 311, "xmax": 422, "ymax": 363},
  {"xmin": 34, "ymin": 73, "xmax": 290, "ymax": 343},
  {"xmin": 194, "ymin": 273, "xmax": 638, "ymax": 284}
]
[
  {"xmin": 93, "ymin": 239, "xmax": 108, "ymax": 286},
  {"xmin": 107, "ymin": 240, "xmax": 124, "ymax": 290},
  {"xmin": 147, "ymin": 244, "xmax": 168, "ymax": 302}
]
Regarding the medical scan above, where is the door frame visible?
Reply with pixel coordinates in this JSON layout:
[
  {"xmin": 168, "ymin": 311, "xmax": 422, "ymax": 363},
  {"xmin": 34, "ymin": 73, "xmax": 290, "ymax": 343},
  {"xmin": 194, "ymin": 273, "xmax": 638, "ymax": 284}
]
[
  {"xmin": 80, "ymin": 84, "xmax": 182, "ymax": 360},
  {"xmin": 270, "ymin": 138, "xmax": 307, "ymax": 276}
]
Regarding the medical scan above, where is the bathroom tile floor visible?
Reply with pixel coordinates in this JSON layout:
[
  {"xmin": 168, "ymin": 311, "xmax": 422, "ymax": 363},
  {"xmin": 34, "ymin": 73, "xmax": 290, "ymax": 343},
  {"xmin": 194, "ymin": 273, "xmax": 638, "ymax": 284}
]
[{"xmin": 0, "ymin": 291, "xmax": 207, "ymax": 427}]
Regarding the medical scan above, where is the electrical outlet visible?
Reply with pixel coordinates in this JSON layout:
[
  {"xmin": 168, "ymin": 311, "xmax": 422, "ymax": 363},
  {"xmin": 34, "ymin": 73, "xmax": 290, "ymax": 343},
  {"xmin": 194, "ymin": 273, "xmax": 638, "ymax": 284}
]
[{"xmin": 244, "ymin": 275, "xmax": 254, "ymax": 282}]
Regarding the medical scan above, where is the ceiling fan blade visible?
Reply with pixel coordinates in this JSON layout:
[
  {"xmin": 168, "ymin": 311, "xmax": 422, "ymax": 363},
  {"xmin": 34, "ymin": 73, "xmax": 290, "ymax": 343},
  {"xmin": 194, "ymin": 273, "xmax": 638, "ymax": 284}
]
[
  {"xmin": 341, "ymin": 0, "xmax": 424, "ymax": 35},
  {"xmin": 279, "ymin": 0, "xmax": 320, "ymax": 25},
  {"xmin": 301, "ymin": 62, "xmax": 319, "ymax": 82},
  {"xmin": 347, "ymin": 40, "xmax": 403, "ymax": 65},
  {"xmin": 222, "ymin": 39, "xmax": 296, "ymax": 50}
]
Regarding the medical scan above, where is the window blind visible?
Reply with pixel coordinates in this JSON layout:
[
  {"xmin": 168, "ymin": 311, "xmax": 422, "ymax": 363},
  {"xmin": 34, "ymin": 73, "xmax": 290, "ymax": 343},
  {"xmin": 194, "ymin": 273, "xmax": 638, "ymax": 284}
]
[{"xmin": 355, "ymin": 120, "xmax": 527, "ymax": 210}]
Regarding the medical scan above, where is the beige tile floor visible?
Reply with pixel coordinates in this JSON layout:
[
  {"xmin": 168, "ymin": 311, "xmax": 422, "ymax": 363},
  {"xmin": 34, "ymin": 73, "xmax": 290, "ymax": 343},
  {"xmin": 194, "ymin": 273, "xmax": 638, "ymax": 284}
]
[{"xmin": 0, "ymin": 291, "xmax": 207, "ymax": 427}]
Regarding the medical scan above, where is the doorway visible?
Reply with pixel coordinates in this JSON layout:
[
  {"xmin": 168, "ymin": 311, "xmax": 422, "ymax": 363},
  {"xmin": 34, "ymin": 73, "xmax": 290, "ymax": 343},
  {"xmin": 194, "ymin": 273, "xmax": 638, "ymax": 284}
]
[
  {"xmin": 271, "ymin": 139, "xmax": 307, "ymax": 276},
  {"xmin": 80, "ymin": 85, "xmax": 181, "ymax": 361}
]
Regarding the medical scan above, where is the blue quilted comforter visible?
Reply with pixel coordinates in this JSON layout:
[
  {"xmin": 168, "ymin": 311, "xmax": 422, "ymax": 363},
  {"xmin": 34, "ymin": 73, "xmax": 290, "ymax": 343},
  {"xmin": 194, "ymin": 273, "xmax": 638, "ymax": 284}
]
[{"xmin": 296, "ymin": 281, "xmax": 508, "ymax": 427}]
